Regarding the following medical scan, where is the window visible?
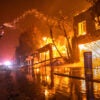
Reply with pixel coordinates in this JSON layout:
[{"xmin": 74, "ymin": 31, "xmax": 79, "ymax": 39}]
[
  {"xmin": 78, "ymin": 20, "xmax": 86, "ymax": 36},
  {"xmin": 95, "ymin": 16, "xmax": 100, "ymax": 30}
]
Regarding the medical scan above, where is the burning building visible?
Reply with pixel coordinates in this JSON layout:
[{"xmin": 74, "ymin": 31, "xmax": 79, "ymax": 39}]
[
  {"xmin": 72, "ymin": 0, "xmax": 100, "ymax": 65},
  {"xmin": 25, "ymin": 1, "xmax": 100, "ymax": 67}
]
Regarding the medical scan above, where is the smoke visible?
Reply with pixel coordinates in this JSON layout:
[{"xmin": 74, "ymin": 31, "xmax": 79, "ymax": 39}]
[
  {"xmin": 3, "ymin": 8, "xmax": 59, "ymax": 29},
  {"xmin": 12, "ymin": 9, "xmax": 48, "ymax": 24}
]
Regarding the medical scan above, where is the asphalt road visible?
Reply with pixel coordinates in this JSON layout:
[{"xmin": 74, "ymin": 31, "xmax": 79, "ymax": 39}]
[{"xmin": 0, "ymin": 69, "xmax": 45, "ymax": 100}]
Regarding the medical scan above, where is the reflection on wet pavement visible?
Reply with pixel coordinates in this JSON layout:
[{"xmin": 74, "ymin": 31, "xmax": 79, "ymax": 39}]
[{"xmin": 26, "ymin": 65, "xmax": 100, "ymax": 100}]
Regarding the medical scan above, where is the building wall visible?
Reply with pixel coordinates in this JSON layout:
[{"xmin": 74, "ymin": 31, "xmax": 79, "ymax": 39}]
[
  {"xmin": 73, "ymin": 9, "xmax": 96, "ymax": 38},
  {"xmin": 72, "ymin": 3, "xmax": 100, "ymax": 62}
]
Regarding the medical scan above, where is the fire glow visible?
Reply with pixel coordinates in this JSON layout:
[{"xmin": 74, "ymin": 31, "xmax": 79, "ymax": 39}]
[
  {"xmin": 41, "ymin": 37, "xmax": 67, "ymax": 59},
  {"xmin": 79, "ymin": 40, "xmax": 100, "ymax": 67}
]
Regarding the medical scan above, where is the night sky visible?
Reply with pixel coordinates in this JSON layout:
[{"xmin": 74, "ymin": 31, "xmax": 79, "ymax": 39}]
[{"xmin": 0, "ymin": 0, "xmax": 90, "ymax": 62}]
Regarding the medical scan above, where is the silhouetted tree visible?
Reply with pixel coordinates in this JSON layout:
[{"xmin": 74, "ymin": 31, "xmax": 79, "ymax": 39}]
[{"xmin": 15, "ymin": 28, "xmax": 41, "ymax": 61}]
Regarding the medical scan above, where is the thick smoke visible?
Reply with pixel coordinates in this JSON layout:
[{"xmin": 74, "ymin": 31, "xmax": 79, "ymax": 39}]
[{"xmin": 3, "ymin": 9, "xmax": 59, "ymax": 29}]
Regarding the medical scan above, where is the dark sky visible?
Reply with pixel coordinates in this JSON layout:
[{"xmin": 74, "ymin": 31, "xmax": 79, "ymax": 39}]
[
  {"xmin": 0, "ymin": 0, "xmax": 90, "ymax": 62},
  {"xmin": 0, "ymin": 0, "xmax": 90, "ymax": 24}
]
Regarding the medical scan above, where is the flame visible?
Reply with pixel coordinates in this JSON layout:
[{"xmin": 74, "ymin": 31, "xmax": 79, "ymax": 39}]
[
  {"xmin": 43, "ymin": 37, "xmax": 47, "ymax": 41},
  {"xmin": 42, "ymin": 36, "xmax": 67, "ymax": 59},
  {"xmin": 42, "ymin": 37, "xmax": 52, "ymax": 45},
  {"xmin": 36, "ymin": 68, "xmax": 40, "ymax": 73},
  {"xmin": 39, "ymin": 36, "xmax": 67, "ymax": 61}
]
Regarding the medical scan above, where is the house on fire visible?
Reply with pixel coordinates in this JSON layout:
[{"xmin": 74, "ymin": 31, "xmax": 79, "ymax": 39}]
[
  {"xmin": 72, "ymin": 0, "xmax": 100, "ymax": 63},
  {"xmin": 25, "ymin": 1, "xmax": 100, "ymax": 66}
]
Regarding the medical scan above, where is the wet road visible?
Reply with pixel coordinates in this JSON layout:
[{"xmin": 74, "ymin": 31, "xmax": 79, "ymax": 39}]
[
  {"xmin": 0, "ymin": 69, "xmax": 45, "ymax": 100},
  {"xmin": 26, "ymin": 64, "xmax": 100, "ymax": 100},
  {"xmin": 0, "ymin": 65, "xmax": 100, "ymax": 100}
]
